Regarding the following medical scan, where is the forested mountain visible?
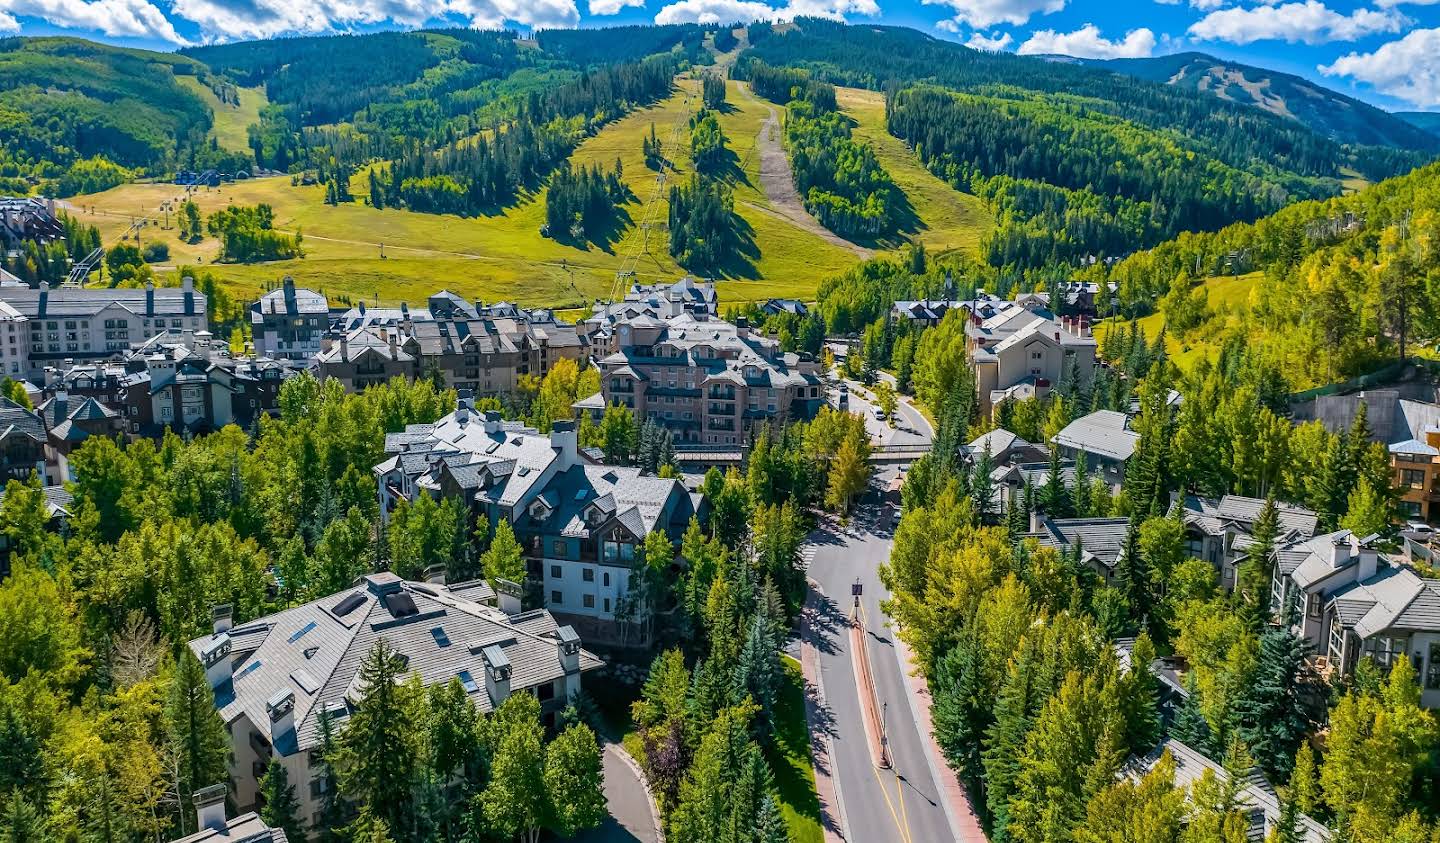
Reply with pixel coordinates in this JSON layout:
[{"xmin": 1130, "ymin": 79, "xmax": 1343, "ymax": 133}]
[
  {"xmin": 1399, "ymin": 112, "xmax": 1440, "ymax": 138},
  {"xmin": 737, "ymin": 19, "xmax": 1427, "ymax": 184},
  {"xmin": 1075, "ymin": 52, "xmax": 1440, "ymax": 152},
  {"xmin": 0, "ymin": 37, "xmax": 222, "ymax": 195}
]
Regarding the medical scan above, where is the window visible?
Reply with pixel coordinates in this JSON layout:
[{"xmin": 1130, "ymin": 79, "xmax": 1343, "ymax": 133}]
[
  {"xmin": 1402, "ymin": 468, "xmax": 1427, "ymax": 488},
  {"xmin": 550, "ymin": 565, "xmax": 562, "ymax": 579},
  {"xmin": 551, "ymin": 590, "xmax": 563, "ymax": 605},
  {"xmin": 604, "ymin": 598, "xmax": 611, "ymax": 613},
  {"xmin": 552, "ymin": 540, "xmax": 566, "ymax": 558},
  {"xmin": 1368, "ymin": 635, "xmax": 1409, "ymax": 669},
  {"xmin": 603, "ymin": 572, "xmax": 610, "ymax": 587},
  {"xmin": 583, "ymin": 594, "xmax": 595, "ymax": 608},
  {"xmin": 1307, "ymin": 593, "xmax": 1321, "ymax": 619},
  {"xmin": 538, "ymin": 681, "xmax": 556, "ymax": 702},
  {"xmin": 583, "ymin": 568, "xmax": 595, "ymax": 582},
  {"xmin": 1428, "ymin": 643, "xmax": 1440, "ymax": 690}
]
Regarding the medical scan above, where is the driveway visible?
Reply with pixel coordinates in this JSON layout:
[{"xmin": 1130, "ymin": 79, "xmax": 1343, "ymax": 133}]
[{"xmin": 573, "ymin": 743, "xmax": 661, "ymax": 843}]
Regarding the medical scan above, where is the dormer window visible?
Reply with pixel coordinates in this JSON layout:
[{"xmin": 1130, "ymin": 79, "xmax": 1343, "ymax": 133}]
[{"xmin": 530, "ymin": 499, "xmax": 550, "ymax": 520}]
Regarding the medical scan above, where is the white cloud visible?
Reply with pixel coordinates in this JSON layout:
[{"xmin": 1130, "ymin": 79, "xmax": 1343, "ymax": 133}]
[
  {"xmin": 1321, "ymin": 27, "xmax": 1440, "ymax": 107},
  {"xmin": 1018, "ymin": 23, "xmax": 1155, "ymax": 57},
  {"xmin": 1153, "ymin": 0, "xmax": 1229, "ymax": 11},
  {"xmin": 1, "ymin": 0, "xmax": 188, "ymax": 42},
  {"xmin": 654, "ymin": 0, "xmax": 875, "ymax": 25},
  {"xmin": 1375, "ymin": 0, "xmax": 1440, "ymax": 6},
  {"xmin": 165, "ymin": 0, "xmax": 577, "ymax": 41},
  {"xmin": 918, "ymin": 0, "xmax": 1064, "ymax": 29},
  {"xmin": 588, "ymin": 0, "xmax": 643, "ymax": 15},
  {"xmin": 1188, "ymin": 1, "xmax": 1409, "ymax": 46},
  {"xmin": 965, "ymin": 29, "xmax": 1012, "ymax": 50}
]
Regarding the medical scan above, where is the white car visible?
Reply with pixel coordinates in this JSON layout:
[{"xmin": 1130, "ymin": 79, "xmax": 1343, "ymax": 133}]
[
  {"xmin": 873, "ymin": 406, "xmax": 886, "ymax": 420},
  {"xmin": 1407, "ymin": 521, "xmax": 1434, "ymax": 535}
]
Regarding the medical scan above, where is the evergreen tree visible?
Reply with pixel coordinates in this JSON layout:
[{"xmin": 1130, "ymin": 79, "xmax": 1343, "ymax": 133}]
[
  {"xmin": 1, "ymin": 793, "xmax": 42, "ymax": 843},
  {"xmin": 341, "ymin": 640, "xmax": 420, "ymax": 836},
  {"xmin": 1040, "ymin": 444, "xmax": 1072, "ymax": 517},
  {"xmin": 972, "ymin": 443, "xmax": 997, "ymax": 522},
  {"xmin": 1233, "ymin": 623, "xmax": 1312, "ymax": 782},
  {"xmin": 481, "ymin": 518, "xmax": 526, "ymax": 584},
  {"xmin": 757, "ymin": 793, "xmax": 788, "ymax": 843},
  {"xmin": 932, "ymin": 624, "xmax": 991, "ymax": 791},
  {"xmin": 313, "ymin": 708, "xmax": 348, "ymax": 843},
  {"xmin": 1170, "ymin": 673, "xmax": 1216, "ymax": 757},
  {"xmin": 478, "ymin": 694, "xmax": 546, "ymax": 843},
  {"xmin": 259, "ymin": 759, "xmax": 306, "ymax": 843},
  {"xmin": 166, "ymin": 649, "xmax": 231, "ymax": 836},
  {"xmin": 733, "ymin": 610, "xmax": 781, "ymax": 737},
  {"xmin": 1115, "ymin": 525, "xmax": 1152, "ymax": 633},
  {"xmin": 1120, "ymin": 632, "xmax": 1162, "ymax": 753}
]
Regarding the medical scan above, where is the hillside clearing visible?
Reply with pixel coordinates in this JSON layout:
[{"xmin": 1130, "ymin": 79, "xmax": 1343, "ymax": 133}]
[
  {"xmin": 177, "ymin": 75, "xmax": 268, "ymax": 155},
  {"xmin": 66, "ymin": 77, "xmax": 856, "ymax": 309},
  {"xmin": 1094, "ymin": 272, "xmax": 1261, "ymax": 370}
]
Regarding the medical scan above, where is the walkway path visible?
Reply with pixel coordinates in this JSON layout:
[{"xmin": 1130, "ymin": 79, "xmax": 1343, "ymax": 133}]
[{"xmin": 733, "ymin": 82, "xmax": 872, "ymax": 259}]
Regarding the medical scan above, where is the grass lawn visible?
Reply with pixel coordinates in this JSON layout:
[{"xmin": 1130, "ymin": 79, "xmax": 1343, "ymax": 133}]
[
  {"xmin": 837, "ymin": 86, "xmax": 993, "ymax": 258},
  {"xmin": 178, "ymin": 76, "xmax": 268, "ymax": 155},
  {"xmin": 67, "ymin": 76, "xmax": 859, "ymax": 311},
  {"xmin": 767, "ymin": 656, "xmax": 823, "ymax": 843}
]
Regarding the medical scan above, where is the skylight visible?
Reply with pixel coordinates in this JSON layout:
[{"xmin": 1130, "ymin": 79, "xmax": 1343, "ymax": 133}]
[
  {"xmin": 457, "ymin": 670, "xmax": 478, "ymax": 693},
  {"xmin": 236, "ymin": 660, "xmax": 262, "ymax": 681},
  {"xmin": 431, "ymin": 626, "xmax": 451, "ymax": 647},
  {"xmin": 288, "ymin": 620, "xmax": 317, "ymax": 643}
]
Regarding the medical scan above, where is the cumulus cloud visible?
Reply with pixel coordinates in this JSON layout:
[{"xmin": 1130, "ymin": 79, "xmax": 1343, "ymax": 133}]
[
  {"xmin": 1018, "ymin": 22, "xmax": 1155, "ymax": 57},
  {"xmin": 2, "ymin": 0, "xmax": 188, "ymax": 42},
  {"xmin": 164, "ymin": 0, "xmax": 577, "ymax": 41},
  {"xmin": 1321, "ymin": 27, "xmax": 1440, "ymax": 107},
  {"xmin": 1153, "ymin": 0, "xmax": 1229, "ymax": 11},
  {"xmin": 588, "ymin": 0, "xmax": 643, "ymax": 15},
  {"xmin": 654, "ymin": 0, "xmax": 875, "ymax": 25},
  {"xmin": 965, "ymin": 29, "xmax": 1013, "ymax": 50},
  {"xmin": 1188, "ymin": 1, "xmax": 1409, "ymax": 45},
  {"xmin": 918, "ymin": 0, "xmax": 1065, "ymax": 29}
]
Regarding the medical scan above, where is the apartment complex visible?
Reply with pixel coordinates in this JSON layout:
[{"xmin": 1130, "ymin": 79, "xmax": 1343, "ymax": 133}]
[
  {"xmin": 0, "ymin": 396, "xmax": 45, "ymax": 482},
  {"xmin": 376, "ymin": 397, "xmax": 698, "ymax": 643},
  {"xmin": 187, "ymin": 572, "xmax": 601, "ymax": 827},
  {"xmin": 965, "ymin": 299, "xmax": 1097, "ymax": 416},
  {"xmin": 0, "ymin": 279, "xmax": 207, "ymax": 380},
  {"xmin": 249, "ymin": 277, "xmax": 328, "ymax": 362},
  {"xmin": 318, "ymin": 293, "xmax": 583, "ymax": 395},
  {"xmin": 1271, "ymin": 530, "xmax": 1440, "ymax": 708},
  {"xmin": 581, "ymin": 284, "xmax": 824, "ymax": 446}
]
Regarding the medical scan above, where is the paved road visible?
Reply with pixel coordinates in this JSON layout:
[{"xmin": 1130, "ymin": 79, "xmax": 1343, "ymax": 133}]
[
  {"xmin": 574, "ymin": 744, "xmax": 660, "ymax": 843},
  {"xmin": 830, "ymin": 377, "xmax": 934, "ymax": 450},
  {"xmin": 806, "ymin": 475, "xmax": 958, "ymax": 843}
]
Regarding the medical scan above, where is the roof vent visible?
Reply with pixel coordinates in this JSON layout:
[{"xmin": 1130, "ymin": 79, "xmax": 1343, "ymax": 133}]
[
  {"xmin": 384, "ymin": 592, "xmax": 419, "ymax": 618},
  {"xmin": 333, "ymin": 592, "xmax": 365, "ymax": 616}
]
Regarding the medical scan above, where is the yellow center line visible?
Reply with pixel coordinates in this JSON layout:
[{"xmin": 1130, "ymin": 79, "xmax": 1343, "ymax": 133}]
[{"xmin": 857, "ymin": 601, "xmax": 915, "ymax": 843}]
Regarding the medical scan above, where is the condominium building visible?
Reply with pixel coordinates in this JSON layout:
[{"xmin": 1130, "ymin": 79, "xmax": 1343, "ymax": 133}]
[
  {"xmin": 250, "ymin": 277, "xmax": 328, "ymax": 362},
  {"xmin": 966, "ymin": 299, "xmax": 1097, "ymax": 416},
  {"xmin": 187, "ymin": 572, "xmax": 601, "ymax": 828},
  {"xmin": 581, "ymin": 291, "xmax": 824, "ymax": 446},
  {"xmin": 0, "ymin": 279, "xmax": 207, "ymax": 380},
  {"xmin": 376, "ymin": 396, "xmax": 698, "ymax": 643},
  {"xmin": 318, "ymin": 293, "xmax": 583, "ymax": 395}
]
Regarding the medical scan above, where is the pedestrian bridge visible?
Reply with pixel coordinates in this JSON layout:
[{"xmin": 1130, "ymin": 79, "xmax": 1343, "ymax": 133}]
[{"xmin": 672, "ymin": 442, "xmax": 933, "ymax": 468}]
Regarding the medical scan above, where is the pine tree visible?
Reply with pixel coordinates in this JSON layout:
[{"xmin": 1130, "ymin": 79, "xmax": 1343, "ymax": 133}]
[
  {"xmin": 1120, "ymin": 632, "xmax": 1162, "ymax": 753},
  {"xmin": 1233, "ymin": 623, "xmax": 1312, "ymax": 782},
  {"xmin": 1170, "ymin": 673, "xmax": 1216, "ymax": 757},
  {"xmin": 167, "ymin": 649, "xmax": 231, "ymax": 836},
  {"xmin": 972, "ymin": 443, "xmax": 997, "ymax": 522},
  {"xmin": 756, "ymin": 793, "xmax": 788, "ymax": 843},
  {"xmin": 1115, "ymin": 524, "xmax": 1151, "ymax": 633},
  {"xmin": 1040, "ymin": 444, "xmax": 1071, "ymax": 517},
  {"xmin": 341, "ymin": 640, "xmax": 420, "ymax": 836},
  {"xmin": 314, "ymin": 708, "xmax": 348, "ymax": 843},
  {"xmin": 932, "ymin": 624, "xmax": 991, "ymax": 791},
  {"xmin": 259, "ymin": 759, "xmax": 306, "ymax": 843},
  {"xmin": 481, "ymin": 518, "xmax": 526, "ymax": 584},
  {"xmin": 733, "ymin": 612, "xmax": 781, "ymax": 737},
  {"xmin": 1, "ymin": 793, "xmax": 43, "ymax": 843}
]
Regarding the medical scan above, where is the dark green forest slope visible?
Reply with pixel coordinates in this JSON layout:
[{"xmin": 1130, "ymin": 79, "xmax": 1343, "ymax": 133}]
[
  {"xmin": 1077, "ymin": 52, "xmax": 1440, "ymax": 152},
  {"xmin": 0, "ymin": 37, "xmax": 226, "ymax": 195}
]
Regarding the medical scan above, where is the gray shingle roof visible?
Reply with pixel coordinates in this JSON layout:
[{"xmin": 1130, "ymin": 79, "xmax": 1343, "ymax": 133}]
[
  {"xmin": 169, "ymin": 812, "xmax": 287, "ymax": 843},
  {"xmin": 188, "ymin": 575, "xmax": 601, "ymax": 756},
  {"xmin": 1053, "ymin": 410, "xmax": 1139, "ymax": 462}
]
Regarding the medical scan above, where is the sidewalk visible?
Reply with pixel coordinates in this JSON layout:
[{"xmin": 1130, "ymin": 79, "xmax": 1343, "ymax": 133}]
[
  {"xmin": 893, "ymin": 634, "xmax": 988, "ymax": 842},
  {"xmin": 801, "ymin": 581, "xmax": 849, "ymax": 843}
]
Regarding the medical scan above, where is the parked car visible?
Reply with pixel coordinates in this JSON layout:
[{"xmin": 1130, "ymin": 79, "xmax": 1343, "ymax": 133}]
[{"xmin": 1407, "ymin": 521, "xmax": 1434, "ymax": 536}]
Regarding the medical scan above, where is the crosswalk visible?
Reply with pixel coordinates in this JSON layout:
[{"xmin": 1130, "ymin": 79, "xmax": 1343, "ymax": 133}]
[{"xmin": 799, "ymin": 544, "xmax": 819, "ymax": 569}]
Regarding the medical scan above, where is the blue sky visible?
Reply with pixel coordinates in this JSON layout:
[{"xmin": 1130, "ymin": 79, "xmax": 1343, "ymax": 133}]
[{"xmin": 5, "ymin": 0, "xmax": 1438, "ymax": 112}]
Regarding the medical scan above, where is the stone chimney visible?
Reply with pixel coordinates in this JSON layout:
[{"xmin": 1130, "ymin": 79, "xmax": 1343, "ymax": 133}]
[
  {"xmin": 735, "ymin": 317, "xmax": 750, "ymax": 339},
  {"xmin": 339, "ymin": 333, "xmax": 349, "ymax": 361},
  {"xmin": 494, "ymin": 578, "xmax": 522, "ymax": 615},
  {"xmin": 266, "ymin": 688, "xmax": 296, "ymax": 740},
  {"xmin": 483, "ymin": 410, "xmax": 503, "ymax": 435},
  {"xmin": 200, "ymin": 632, "xmax": 232, "ymax": 690},
  {"xmin": 387, "ymin": 330, "xmax": 397, "ymax": 359},
  {"xmin": 193, "ymin": 784, "xmax": 228, "ymax": 833},
  {"xmin": 424, "ymin": 563, "xmax": 447, "ymax": 584},
  {"xmin": 212, "ymin": 603, "xmax": 233, "ymax": 634},
  {"xmin": 455, "ymin": 389, "xmax": 472, "ymax": 426},
  {"xmin": 1358, "ymin": 537, "xmax": 1379, "ymax": 581},
  {"xmin": 482, "ymin": 644, "xmax": 511, "ymax": 706},
  {"xmin": 53, "ymin": 389, "xmax": 68, "ymax": 420},
  {"xmin": 182, "ymin": 275, "xmax": 195, "ymax": 315},
  {"xmin": 145, "ymin": 281, "xmax": 155, "ymax": 315},
  {"xmin": 551, "ymin": 419, "xmax": 578, "ymax": 469}
]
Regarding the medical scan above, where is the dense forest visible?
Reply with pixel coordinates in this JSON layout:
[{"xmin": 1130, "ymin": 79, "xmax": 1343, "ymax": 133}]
[
  {"xmin": 542, "ymin": 159, "xmax": 628, "ymax": 244},
  {"xmin": 0, "ymin": 38, "xmax": 220, "ymax": 195},
  {"xmin": 668, "ymin": 173, "xmax": 739, "ymax": 271}
]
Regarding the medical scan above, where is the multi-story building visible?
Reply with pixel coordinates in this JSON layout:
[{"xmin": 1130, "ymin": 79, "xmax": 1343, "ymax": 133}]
[
  {"xmin": 36, "ymin": 390, "xmax": 123, "ymax": 481},
  {"xmin": 0, "ymin": 396, "xmax": 45, "ymax": 482},
  {"xmin": 0, "ymin": 197, "xmax": 64, "ymax": 253},
  {"xmin": 1175, "ymin": 494, "xmax": 1319, "ymax": 592},
  {"xmin": 1391, "ymin": 431, "xmax": 1440, "ymax": 521},
  {"xmin": 1271, "ymin": 529, "xmax": 1440, "ymax": 708},
  {"xmin": 1051, "ymin": 409, "xmax": 1141, "ymax": 488},
  {"xmin": 0, "ymin": 300, "xmax": 28, "ymax": 378},
  {"xmin": 376, "ymin": 396, "xmax": 698, "ymax": 643},
  {"xmin": 968, "ymin": 301, "xmax": 1097, "ymax": 416},
  {"xmin": 187, "ymin": 572, "xmax": 601, "ymax": 828},
  {"xmin": 319, "ymin": 293, "xmax": 583, "ymax": 395},
  {"xmin": 582, "ymin": 301, "xmax": 824, "ymax": 447},
  {"xmin": 0, "ymin": 278, "xmax": 207, "ymax": 380},
  {"xmin": 171, "ymin": 786, "xmax": 288, "ymax": 843},
  {"xmin": 249, "ymin": 277, "xmax": 328, "ymax": 362}
]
